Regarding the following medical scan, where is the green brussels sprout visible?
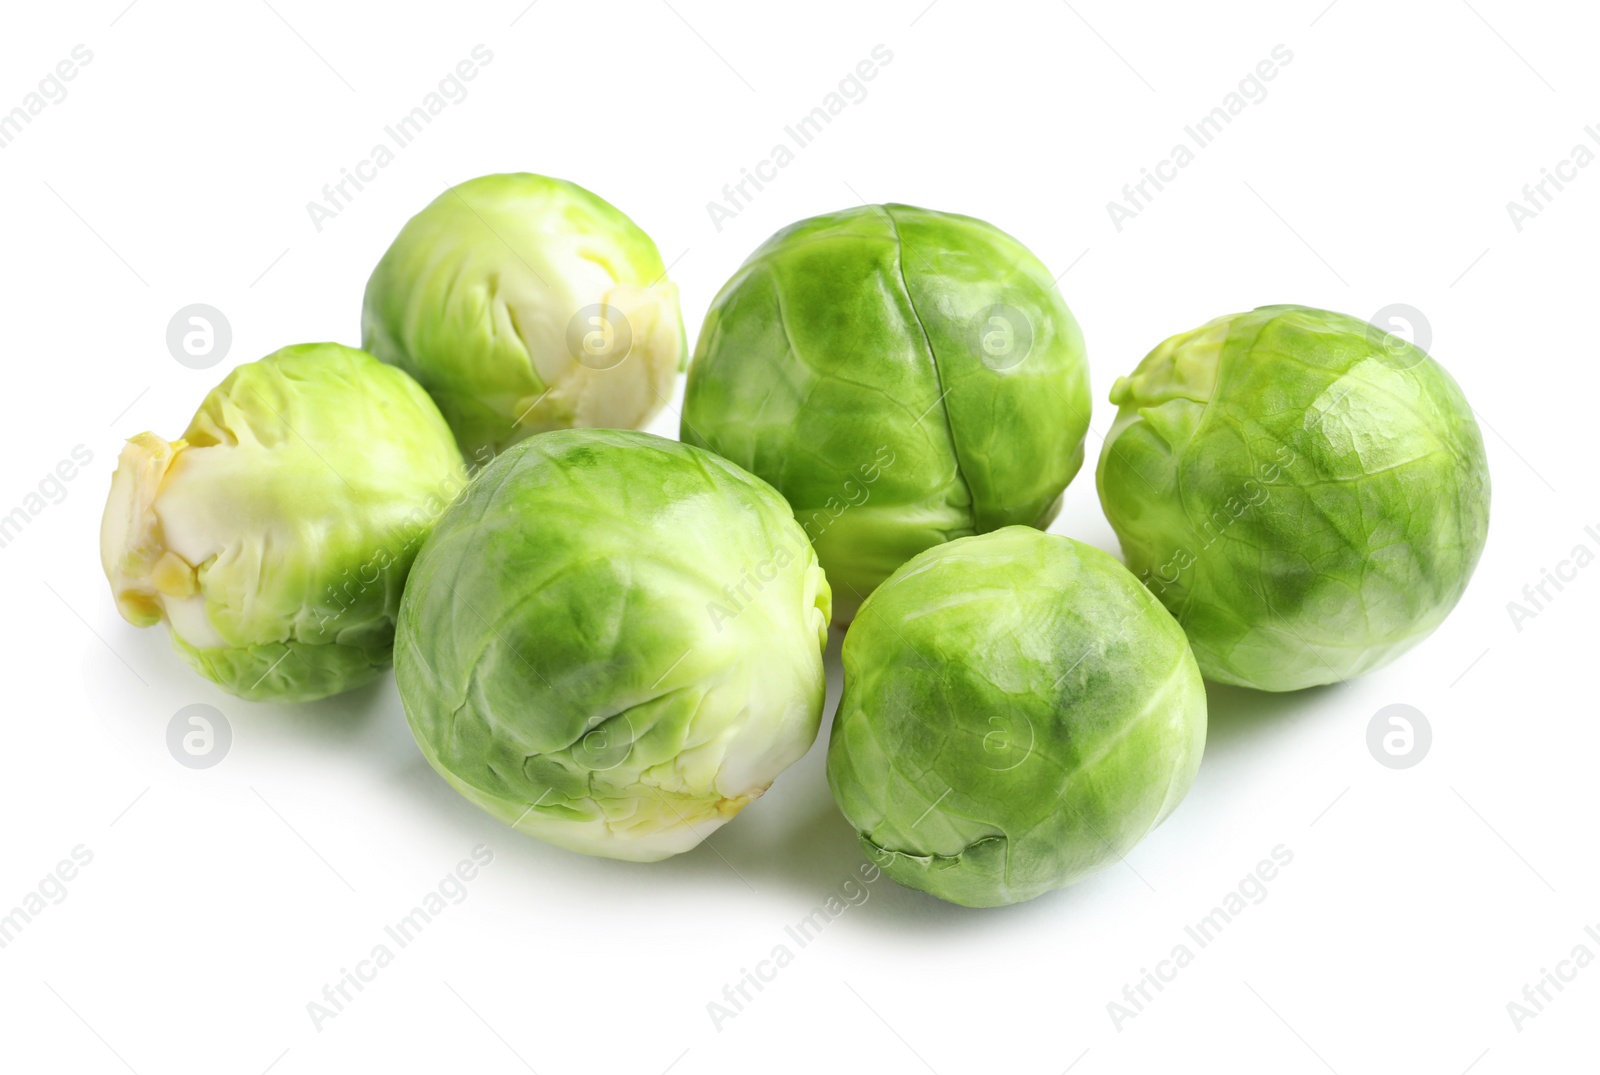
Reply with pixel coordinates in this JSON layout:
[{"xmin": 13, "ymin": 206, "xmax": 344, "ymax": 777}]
[
  {"xmin": 1097, "ymin": 305, "xmax": 1491, "ymax": 692},
  {"xmin": 395, "ymin": 429, "xmax": 831, "ymax": 862},
  {"xmin": 681, "ymin": 203, "xmax": 1091, "ymax": 621},
  {"xmin": 827, "ymin": 527, "xmax": 1206, "ymax": 908},
  {"xmin": 362, "ymin": 172, "xmax": 687, "ymax": 458},
  {"xmin": 100, "ymin": 343, "xmax": 466, "ymax": 702}
]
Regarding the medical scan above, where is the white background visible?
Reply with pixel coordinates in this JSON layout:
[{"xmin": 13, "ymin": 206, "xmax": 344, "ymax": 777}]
[{"xmin": 1, "ymin": 1, "xmax": 1595, "ymax": 1072}]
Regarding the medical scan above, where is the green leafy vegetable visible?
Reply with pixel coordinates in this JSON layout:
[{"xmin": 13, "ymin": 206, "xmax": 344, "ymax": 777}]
[
  {"xmin": 1097, "ymin": 305, "xmax": 1491, "ymax": 691},
  {"xmin": 827, "ymin": 527, "xmax": 1206, "ymax": 907},
  {"xmin": 100, "ymin": 343, "xmax": 466, "ymax": 701},
  {"xmin": 682, "ymin": 203, "xmax": 1091, "ymax": 619},
  {"xmin": 396, "ymin": 429, "xmax": 831, "ymax": 862}
]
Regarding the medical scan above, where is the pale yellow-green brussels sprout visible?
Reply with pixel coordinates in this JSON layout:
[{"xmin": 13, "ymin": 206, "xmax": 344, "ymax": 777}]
[
  {"xmin": 100, "ymin": 343, "xmax": 466, "ymax": 701},
  {"xmin": 362, "ymin": 173, "xmax": 687, "ymax": 458},
  {"xmin": 396, "ymin": 430, "xmax": 831, "ymax": 862}
]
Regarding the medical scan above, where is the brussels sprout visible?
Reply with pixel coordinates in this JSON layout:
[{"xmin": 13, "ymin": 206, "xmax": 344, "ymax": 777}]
[
  {"xmin": 681, "ymin": 203, "xmax": 1091, "ymax": 620},
  {"xmin": 362, "ymin": 172, "xmax": 687, "ymax": 458},
  {"xmin": 827, "ymin": 527, "xmax": 1206, "ymax": 908},
  {"xmin": 395, "ymin": 429, "xmax": 831, "ymax": 862},
  {"xmin": 100, "ymin": 343, "xmax": 466, "ymax": 702},
  {"xmin": 1097, "ymin": 305, "xmax": 1490, "ymax": 692}
]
